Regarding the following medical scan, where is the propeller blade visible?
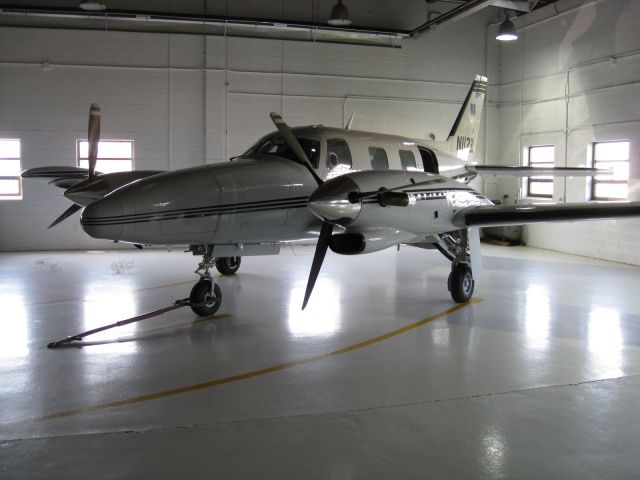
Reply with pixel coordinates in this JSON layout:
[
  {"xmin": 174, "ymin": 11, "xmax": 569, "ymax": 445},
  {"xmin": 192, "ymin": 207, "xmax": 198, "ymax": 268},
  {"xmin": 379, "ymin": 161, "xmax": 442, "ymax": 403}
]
[
  {"xmin": 88, "ymin": 103, "xmax": 101, "ymax": 180},
  {"xmin": 269, "ymin": 112, "xmax": 323, "ymax": 186},
  {"xmin": 302, "ymin": 221, "xmax": 334, "ymax": 310},
  {"xmin": 48, "ymin": 203, "xmax": 82, "ymax": 229}
]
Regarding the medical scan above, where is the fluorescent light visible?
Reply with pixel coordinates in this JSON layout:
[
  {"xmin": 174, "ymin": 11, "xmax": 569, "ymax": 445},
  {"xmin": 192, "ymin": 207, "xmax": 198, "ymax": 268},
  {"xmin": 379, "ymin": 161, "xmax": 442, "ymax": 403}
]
[
  {"xmin": 79, "ymin": 1, "xmax": 106, "ymax": 11},
  {"xmin": 496, "ymin": 17, "xmax": 518, "ymax": 41},
  {"xmin": 328, "ymin": 0, "xmax": 351, "ymax": 27}
]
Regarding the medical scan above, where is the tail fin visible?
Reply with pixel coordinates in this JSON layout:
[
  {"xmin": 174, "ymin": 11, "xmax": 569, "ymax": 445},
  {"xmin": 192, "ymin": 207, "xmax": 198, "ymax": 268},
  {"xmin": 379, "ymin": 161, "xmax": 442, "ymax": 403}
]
[{"xmin": 445, "ymin": 75, "xmax": 487, "ymax": 161}]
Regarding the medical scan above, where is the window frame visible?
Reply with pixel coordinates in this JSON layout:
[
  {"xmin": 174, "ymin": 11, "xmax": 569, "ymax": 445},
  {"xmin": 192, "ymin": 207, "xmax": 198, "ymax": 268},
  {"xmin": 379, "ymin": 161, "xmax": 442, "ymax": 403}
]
[
  {"xmin": 525, "ymin": 145, "xmax": 555, "ymax": 199},
  {"xmin": 399, "ymin": 149, "xmax": 418, "ymax": 171},
  {"xmin": 368, "ymin": 146, "xmax": 389, "ymax": 171},
  {"xmin": 590, "ymin": 140, "xmax": 629, "ymax": 201},
  {"xmin": 326, "ymin": 138, "xmax": 352, "ymax": 170},
  {"xmin": 0, "ymin": 139, "xmax": 23, "ymax": 199},
  {"xmin": 76, "ymin": 139, "xmax": 135, "ymax": 174}
]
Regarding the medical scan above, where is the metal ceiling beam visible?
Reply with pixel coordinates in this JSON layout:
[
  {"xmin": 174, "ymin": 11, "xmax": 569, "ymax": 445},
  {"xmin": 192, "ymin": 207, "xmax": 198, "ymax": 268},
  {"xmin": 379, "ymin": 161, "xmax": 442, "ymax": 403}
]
[
  {"xmin": 0, "ymin": 5, "xmax": 410, "ymax": 47},
  {"xmin": 411, "ymin": 0, "xmax": 531, "ymax": 36}
]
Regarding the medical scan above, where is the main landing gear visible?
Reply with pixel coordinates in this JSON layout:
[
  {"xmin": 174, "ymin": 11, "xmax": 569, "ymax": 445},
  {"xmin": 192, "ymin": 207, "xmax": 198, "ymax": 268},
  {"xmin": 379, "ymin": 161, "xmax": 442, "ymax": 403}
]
[
  {"xmin": 215, "ymin": 256, "xmax": 241, "ymax": 275},
  {"xmin": 435, "ymin": 229, "xmax": 475, "ymax": 303}
]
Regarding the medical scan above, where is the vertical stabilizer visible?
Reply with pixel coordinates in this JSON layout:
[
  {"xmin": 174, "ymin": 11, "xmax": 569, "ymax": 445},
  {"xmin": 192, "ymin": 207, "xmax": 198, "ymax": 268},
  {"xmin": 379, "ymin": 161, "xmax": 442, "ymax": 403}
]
[{"xmin": 446, "ymin": 75, "xmax": 487, "ymax": 161}]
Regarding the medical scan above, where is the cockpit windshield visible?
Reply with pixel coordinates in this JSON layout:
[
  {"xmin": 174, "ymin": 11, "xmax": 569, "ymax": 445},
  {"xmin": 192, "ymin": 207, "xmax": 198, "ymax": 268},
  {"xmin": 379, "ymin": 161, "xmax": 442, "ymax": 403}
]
[{"xmin": 243, "ymin": 134, "xmax": 321, "ymax": 168}]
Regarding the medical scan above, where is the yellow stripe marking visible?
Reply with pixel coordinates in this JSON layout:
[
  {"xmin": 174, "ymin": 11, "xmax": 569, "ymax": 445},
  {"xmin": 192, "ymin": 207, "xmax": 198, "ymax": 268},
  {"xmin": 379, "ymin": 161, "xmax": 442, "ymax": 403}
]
[{"xmin": 4, "ymin": 299, "xmax": 480, "ymax": 427}]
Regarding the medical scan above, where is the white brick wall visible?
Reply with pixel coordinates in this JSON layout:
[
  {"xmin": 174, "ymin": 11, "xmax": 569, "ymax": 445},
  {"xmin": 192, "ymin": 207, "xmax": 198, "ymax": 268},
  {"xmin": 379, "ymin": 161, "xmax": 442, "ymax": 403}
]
[{"xmin": 490, "ymin": 0, "xmax": 640, "ymax": 266}]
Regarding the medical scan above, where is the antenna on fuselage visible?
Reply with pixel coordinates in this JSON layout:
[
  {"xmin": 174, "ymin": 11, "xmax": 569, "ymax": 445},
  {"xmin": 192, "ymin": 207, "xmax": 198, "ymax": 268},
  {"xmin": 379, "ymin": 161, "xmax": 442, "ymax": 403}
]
[{"xmin": 345, "ymin": 112, "xmax": 356, "ymax": 130}]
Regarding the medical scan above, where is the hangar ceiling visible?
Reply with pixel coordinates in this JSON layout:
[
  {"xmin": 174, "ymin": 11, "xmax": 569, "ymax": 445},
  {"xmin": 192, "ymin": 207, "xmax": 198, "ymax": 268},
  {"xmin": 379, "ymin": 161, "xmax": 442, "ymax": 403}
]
[{"xmin": 0, "ymin": 0, "xmax": 562, "ymax": 46}]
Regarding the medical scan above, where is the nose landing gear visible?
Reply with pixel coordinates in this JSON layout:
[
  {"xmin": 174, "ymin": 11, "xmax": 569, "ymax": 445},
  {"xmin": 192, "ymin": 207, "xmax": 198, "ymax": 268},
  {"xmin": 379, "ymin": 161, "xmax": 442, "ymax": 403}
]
[
  {"xmin": 190, "ymin": 280, "xmax": 222, "ymax": 316},
  {"xmin": 191, "ymin": 245, "xmax": 222, "ymax": 316}
]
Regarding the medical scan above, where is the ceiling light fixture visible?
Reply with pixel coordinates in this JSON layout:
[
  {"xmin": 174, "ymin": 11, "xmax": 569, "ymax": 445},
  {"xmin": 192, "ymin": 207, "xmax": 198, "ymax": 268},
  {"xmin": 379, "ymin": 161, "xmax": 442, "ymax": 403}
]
[
  {"xmin": 328, "ymin": 0, "xmax": 351, "ymax": 27},
  {"xmin": 79, "ymin": 1, "xmax": 106, "ymax": 12},
  {"xmin": 496, "ymin": 13, "xmax": 518, "ymax": 41}
]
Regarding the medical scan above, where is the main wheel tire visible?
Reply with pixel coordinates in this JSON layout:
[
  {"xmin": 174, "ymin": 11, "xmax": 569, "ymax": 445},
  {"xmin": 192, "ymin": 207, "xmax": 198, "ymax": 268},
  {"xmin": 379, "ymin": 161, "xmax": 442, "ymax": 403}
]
[
  {"xmin": 449, "ymin": 263, "xmax": 474, "ymax": 303},
  {"xmin": 190, "ymin": 280, "xmax": 222, "ymax": 316},
  {"xmin": 215, "ymin": 256, "xmax": 241, "ymax": 275}
]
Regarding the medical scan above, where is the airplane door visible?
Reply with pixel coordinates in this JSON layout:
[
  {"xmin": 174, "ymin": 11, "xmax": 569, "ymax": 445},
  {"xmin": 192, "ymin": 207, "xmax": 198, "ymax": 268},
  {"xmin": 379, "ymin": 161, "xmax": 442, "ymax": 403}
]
[{"xmin": 419, "ymin": 147, "xmax": 439, "ymax": 174}]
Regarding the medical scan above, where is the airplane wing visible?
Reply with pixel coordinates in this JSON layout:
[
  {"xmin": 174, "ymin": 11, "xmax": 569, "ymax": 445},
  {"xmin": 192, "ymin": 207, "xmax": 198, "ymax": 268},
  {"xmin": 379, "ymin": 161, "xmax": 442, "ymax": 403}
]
[
  {"xmin": 22, "ymin": 166, "xmax": 93, "ymax": 190},
  {"xmin": 465, "ymin": 165, "xmax": 607, "ymax": 177},
  {"xmin": 453, "ymin": 201, "xmax": 640, "ymax": 228}
]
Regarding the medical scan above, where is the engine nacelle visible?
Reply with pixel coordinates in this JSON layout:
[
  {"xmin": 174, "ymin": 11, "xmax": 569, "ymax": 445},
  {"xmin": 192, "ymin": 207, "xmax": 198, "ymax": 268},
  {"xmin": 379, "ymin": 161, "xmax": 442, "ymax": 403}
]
[{"xmin": 329, "ymin": 228, "xmax": 416, "ymax": 255}]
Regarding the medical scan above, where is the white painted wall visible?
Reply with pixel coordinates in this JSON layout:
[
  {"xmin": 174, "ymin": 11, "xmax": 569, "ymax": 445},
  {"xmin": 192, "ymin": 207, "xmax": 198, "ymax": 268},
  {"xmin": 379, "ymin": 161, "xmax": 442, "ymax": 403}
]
[
  {"xmin": 0, "ymin": 12, "xmax": 492, "ymax": 251},
  {"xmin": 490, "ymin": 0, "xmax": 640, "ymax": 266}
]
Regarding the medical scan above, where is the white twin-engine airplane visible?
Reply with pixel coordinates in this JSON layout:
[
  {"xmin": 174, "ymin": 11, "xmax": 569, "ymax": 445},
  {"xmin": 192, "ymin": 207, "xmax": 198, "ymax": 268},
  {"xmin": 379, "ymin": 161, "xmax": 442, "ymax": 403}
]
[{"xmin": 22, "ymin": 75, "xmax": 640, "ymax": 316}]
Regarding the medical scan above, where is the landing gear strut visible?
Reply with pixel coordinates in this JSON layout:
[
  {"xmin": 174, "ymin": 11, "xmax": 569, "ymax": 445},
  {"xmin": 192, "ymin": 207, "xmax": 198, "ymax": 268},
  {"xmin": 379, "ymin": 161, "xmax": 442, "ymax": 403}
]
[
  {"xmin": 436, "ymin": 229, "xmax": 475, "ymax": 303},
  {"xmin": 191, "ymin": 245, "xmax": 222, "ymax": 316}
]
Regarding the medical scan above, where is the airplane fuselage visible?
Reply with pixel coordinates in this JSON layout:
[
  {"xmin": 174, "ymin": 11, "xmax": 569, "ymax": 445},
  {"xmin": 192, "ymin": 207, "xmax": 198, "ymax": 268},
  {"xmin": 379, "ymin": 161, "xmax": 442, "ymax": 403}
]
[{"xmin": 81, "ymin": 125, "xmax": 480, "ymax": 250}]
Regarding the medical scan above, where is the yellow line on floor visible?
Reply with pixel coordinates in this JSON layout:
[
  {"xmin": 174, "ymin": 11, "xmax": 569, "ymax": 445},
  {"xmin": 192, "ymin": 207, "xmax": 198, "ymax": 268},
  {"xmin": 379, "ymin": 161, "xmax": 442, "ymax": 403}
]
[{"xmin": 4, "ymin": 299, "xmax": 481, "ymax": 428}]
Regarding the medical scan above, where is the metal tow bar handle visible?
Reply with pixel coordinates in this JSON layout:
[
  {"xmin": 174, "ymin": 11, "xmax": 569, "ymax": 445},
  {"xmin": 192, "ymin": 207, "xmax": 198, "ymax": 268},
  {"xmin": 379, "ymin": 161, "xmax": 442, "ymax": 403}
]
[{"xmin": 47, "ymin": 298, "xmax": 206, "ymax": 348}]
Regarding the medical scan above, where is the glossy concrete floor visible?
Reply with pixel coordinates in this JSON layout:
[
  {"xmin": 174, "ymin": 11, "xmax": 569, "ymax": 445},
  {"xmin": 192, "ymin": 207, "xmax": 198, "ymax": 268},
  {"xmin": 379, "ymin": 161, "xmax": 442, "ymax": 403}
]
[{"xmin": 1, "ymin": 244, "xmax": 639, "ymax": 479}]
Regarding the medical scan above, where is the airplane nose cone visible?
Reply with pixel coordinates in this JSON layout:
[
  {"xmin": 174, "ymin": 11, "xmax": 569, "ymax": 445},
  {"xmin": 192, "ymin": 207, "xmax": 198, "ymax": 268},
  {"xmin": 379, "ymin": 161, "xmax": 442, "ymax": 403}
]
[
  {"xmin": 80, "ymin": 194, "xmax": 125, "ymax": 241},
  {"xmin": 308, "ymin": 175, "xmax": 361, "ymax": 226}
]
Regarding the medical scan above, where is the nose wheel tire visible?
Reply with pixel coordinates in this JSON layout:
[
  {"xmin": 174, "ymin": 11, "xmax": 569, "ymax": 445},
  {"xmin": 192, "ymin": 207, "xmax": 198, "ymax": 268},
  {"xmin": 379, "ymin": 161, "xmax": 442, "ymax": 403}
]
[
  {"xmin": 215, "ymin": 256, "xmax": 241, "ymax": 275},
  {"xmin": 190, "ymin": 280, "xmax": 222, "ymax": 316},
  {"xmin": 448, "ymin": 263, "xmax": 474, "ymax": 303}
]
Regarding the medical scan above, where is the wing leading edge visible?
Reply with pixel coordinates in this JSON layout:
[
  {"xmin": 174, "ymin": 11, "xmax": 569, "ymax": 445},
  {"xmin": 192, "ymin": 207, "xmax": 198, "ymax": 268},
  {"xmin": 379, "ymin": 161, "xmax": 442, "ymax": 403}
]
[
  {"xmin": 465, "ymin": 165, "xmax": 608, "ymax": 177},
  {"xmin": 453, "ymin": 202, "xmax": 640, "ymax": 228}
]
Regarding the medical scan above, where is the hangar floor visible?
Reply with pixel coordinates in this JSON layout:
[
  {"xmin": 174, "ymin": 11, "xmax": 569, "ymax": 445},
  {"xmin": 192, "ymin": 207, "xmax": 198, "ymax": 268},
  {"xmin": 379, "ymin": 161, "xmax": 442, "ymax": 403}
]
[{"xmin": 1, "ymin": 244, "xmax": 639, "ymax": 479}]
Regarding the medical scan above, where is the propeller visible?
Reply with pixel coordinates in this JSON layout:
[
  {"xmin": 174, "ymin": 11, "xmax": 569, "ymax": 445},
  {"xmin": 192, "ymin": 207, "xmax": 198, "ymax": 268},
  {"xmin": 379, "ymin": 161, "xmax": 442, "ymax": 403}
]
[
  {"xmin": 48, "ymin": 104, "xmax": 101, "ymax": 228},
  {"xmin": 87, "ymin": 103, "xmax": 101, "ymax": 180},
  {"xmin": 48, "ymin": 203, "xmax": 83, "ymax": 229},
  {"xmin": 302, "ymin": 221, "xmax": 334, "ymax": 310},
  {"xmin": 269, "ymin": 112, "xmax": 323, "ymax": 186},
  {"xmin": 268, "ymin": 112, "xmax": 333, "ymax": 309}
]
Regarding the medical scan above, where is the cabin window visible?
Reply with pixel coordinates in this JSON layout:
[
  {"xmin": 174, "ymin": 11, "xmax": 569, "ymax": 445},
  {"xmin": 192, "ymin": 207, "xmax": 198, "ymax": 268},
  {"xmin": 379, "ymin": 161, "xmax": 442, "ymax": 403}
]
[
  {"xmin": 526, "ymin": 145, "xmax": 554, "ymax": 198},
  {"xmin": 77, "ymin": 140, "xmax": 134, "ymax": 173},
  {"xmin": 591, "ymin": 140, "xmax": 629, "ymax": 200},
  {"xmin": 399, "ymin": 150, "xmax": 417, "ymax": 170},
  {"xmin": 327, "ymin": 138, "xmax": 352, "ymax": 169},
  {"xmin": 255, "ymin": 135, "xmax": 321, "ymax": 168},
  {"xmin": 369, "ymin": 147, "xmax": 389, "ymax": 170},
  {"xmin": 0, "ymin": 139, "xmax": 22, "ymax": 199}
]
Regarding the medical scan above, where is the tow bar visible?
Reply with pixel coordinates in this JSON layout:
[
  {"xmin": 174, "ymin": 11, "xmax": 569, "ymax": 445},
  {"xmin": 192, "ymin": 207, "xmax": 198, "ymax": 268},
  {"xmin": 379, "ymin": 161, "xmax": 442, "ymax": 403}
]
[{"xmin": 48, "ymin": 298, "xmax": 205, "ymax": 348}]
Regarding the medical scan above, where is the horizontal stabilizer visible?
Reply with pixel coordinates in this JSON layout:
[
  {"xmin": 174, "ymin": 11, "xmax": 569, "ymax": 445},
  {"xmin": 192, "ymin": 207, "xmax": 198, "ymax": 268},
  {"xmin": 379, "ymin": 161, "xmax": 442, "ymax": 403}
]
[
  {"xmin": 466, "ymin": 165, "xmax": 609, "ymax": 177},
  {"xmin": 453, "ymin": 201, "xmax": 640, "ymax": 228}
]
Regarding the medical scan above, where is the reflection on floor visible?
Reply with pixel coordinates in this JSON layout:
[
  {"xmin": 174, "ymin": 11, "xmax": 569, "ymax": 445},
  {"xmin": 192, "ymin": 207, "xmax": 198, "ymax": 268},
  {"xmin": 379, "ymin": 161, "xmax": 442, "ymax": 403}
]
[{"xmin": 1, "ymin": 244, "xmax": 639, "ymax": 478}]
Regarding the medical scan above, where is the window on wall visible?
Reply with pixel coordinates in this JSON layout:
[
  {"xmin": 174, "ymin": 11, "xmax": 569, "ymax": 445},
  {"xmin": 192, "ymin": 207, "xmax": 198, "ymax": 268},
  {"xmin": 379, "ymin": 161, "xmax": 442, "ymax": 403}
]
[
  {"xmin": 77, "ymin": 140, "xmax": 134, "ymax": 173},
  {"xmin": 591, "ymin": 141, "xmax": 629, "ymax": 200},
  {"xmin": 526, "ymin": 145, "xmax": 555, "ymax": 198},
  {"xmin": 0, "ymin": 139, "xmax": 22, "ymax": 199}
]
